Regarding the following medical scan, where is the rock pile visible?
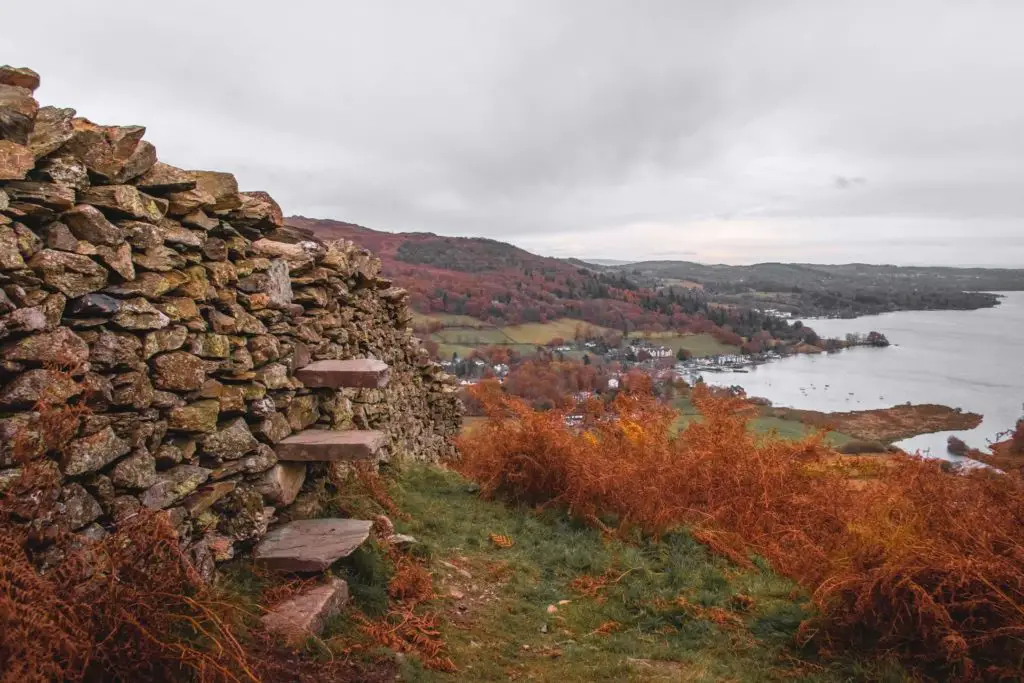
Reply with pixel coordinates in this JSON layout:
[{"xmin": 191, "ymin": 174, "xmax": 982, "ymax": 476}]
[{"xmin": 0, "ymin": 66, "xmax": 461, "ymax": 568}]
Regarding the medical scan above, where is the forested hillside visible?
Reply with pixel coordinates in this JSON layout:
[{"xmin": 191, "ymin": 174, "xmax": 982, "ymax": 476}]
[
  {"xmin": 289, "ymin": 216, "xmax": 1024, "ymax": 332},
  {"xmin": 288, "ymin": 217, "xmax": 792, "ymax": 342}
]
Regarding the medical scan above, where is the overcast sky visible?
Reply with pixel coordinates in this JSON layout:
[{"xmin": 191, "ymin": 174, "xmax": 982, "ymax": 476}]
[{"xmin": 6, "ymin": 1, "xmax": 1024, "ymax": 266}]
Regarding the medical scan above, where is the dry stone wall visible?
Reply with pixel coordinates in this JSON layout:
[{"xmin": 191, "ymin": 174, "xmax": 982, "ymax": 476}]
[{"xmin": 0, "ymin": 66, "xmax": 461, "ymax": 569}]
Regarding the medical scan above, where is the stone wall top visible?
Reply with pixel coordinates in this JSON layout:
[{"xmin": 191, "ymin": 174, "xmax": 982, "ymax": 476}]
[{"xmin": 0, "ymin": 65, "xmax": 461, "ymax": 571}]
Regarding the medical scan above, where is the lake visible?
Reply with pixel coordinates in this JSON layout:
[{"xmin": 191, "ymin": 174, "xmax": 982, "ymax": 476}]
[{"xmin": 695, "ymin": 291, "xmax": 1024, "ymax": 461}]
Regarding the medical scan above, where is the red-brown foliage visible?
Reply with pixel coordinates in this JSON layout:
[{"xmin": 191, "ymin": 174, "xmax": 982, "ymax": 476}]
[
  {"xmin": 0, "ymin": 374, "xmax": 387, "ymax": 683},
  {"xmin": 0, "ymin": 509, "xmax": 261, "ymax": 683},
  {"xmin": 288, "ymin": 218, "xmax": 778, "ymax": 343},
  {"xmin": 500, "ymin": 360, "xmax": 609, "ymax": 410},
  {"xmin": 456, "ymin": 385, "xmax": 1024, "ymax": 680},
  {"xmin": 331, "ymin": 465, "xmax": 453, "ymax": 671},
  {"xmin": 353, "ymin": 535, "xmax": 455, "ymax": 672}
]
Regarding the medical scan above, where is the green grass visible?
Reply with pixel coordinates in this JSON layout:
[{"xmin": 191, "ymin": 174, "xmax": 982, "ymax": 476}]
[
  {"xmin": 669, "ymin": 398, "xmax": 854, "ymax": 446},
  {"xmin": 431, "ymin": 326, "xmax": 515, "ymax": 345},
  {"xmin": 413, "ymin": 312, "xmax": 493, "ymax": 328},
  {"xmin": 502, "ymin": 318, "xmax": 612, "ymax": 345},
  {"xmin": 750, "ymin": 417, "xmax": 855, "ymax": 447},
  {"xmin": 633, "ymin": 332, "xmax": 739, "ymax": 358},
  {"xmin": 421, "ymin": 315, "xmax": 612, "ymax": 350},
  {"xmin": 418, "ymin": 312, "xmax": 735, "ymax": 362},
  {"xmin": 375, "ymin": 465, "xmax": 902, "ymax": 682},
  {"xmin": 437, "ymin": 342, "xmax": 538, "ymax": 360},
  {"xmin": 437, "ymin": 343, "xmax": 481, "ymax": 360},
  {"xmin": 426, "ymin": 317, "xmax": 597, "ymax": 358}
]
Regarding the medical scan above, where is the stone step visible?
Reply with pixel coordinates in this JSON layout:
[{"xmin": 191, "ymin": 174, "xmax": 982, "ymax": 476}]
[
  {"xmin": 261, "ymin": 577, "xmax": 349, "ymax": 645},
  {"xmin": 295, "ymin": 359, "xmax": 390, "ymax": 389},
  {"xmin": 275, "ymin": 429, "xmax": 385, "ymax": 462},
  {"xmin": 254, "ymin": 518, "xmax": 374, "ymax": 572}
]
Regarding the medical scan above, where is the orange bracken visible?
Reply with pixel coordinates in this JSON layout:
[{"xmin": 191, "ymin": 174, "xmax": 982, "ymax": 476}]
[{"xmin": 457, "ymin": 381, "xmax": 1024, "ymax": 681}]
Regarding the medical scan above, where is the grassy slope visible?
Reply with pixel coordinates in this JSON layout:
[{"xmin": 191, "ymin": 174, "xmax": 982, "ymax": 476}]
[
  {"xmin": 502, "ymin": 318, "xmax": 610, "ymax": 345},
  {"xmin": 670, "ymin": 398, "xmax": 855, "ymax": 446},
  {"xmin": 412, "ymin": 312, "xmax": 494, "ymax": 328},
  {"xmin": 433, "ymin": 327, "xmax": 516, "ymax": 345},
  {"xmin": 437, "ymin": 344, "xmax": 483, "ymax": 360},
  {"xmin": 634, "ymin": 332, "xmax": 740, "ymax": 358},
  {"xmin": 378, "ymin": 465, "xmax": 899, "ymax": 682},
  {"xmin": 419, "ymin": 316, "xmax": 593, "ymax": 359}
]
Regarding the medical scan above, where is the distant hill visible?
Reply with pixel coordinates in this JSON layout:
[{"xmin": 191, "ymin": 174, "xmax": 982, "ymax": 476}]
[
  {"xmin": 609, "ymin": 261, "xmax": 1024, "ymax": 317},
  {"xmin": 284, "ymin": 216, "xmax": 835, "ymax": 356},
  {"xmin": 287, "ymin": 216, "xmax": 1024, "ymax": 331},
  {"xmin": 575, "ymin": 258, "xmax": 636, "ymax": 267},
  {"xmin": 286, "ymin": 216, "xmax": 717, "ymax": 334}
]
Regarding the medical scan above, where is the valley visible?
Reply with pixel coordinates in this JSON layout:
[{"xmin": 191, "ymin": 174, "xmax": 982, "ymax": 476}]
[{"xmin": 291, "ymin": 216, "xmax": 1022, "ymax": 459}]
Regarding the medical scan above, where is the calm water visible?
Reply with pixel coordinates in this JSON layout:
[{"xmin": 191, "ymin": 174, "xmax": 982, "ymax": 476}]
[{"xmin": 696, "ymin": 292, "xmax": 1024, "ymax": 460}]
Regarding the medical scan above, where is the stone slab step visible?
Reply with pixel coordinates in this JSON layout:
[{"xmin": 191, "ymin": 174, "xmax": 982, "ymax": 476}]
[
  {"xmin": 254, "ymin": 518, "xmax": 374, "ymax": 572},
  {"xmin": 275, "ymin": 429, "xmax": 385, "ymax": 462},
  {"xmin": 295, "ymin": 359, "xmax": 390, "ymax": 389},
  {"xmin": 261, "ymin": 577, "xmax": 349, "ymax": 644}
]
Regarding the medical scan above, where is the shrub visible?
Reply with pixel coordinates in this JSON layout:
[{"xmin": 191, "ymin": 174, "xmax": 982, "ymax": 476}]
[
  {"xmin": 0, "ymin": 369, "xmax": 389, "ymax": 682},
  {"xmin": 1011, "ymin": 418, "xmax": 1024, "ymax": 454},
  {"xmin": 947, "ymin": 435, "xmax": 969, "ymax": 456},
  {"xmin": 457, "ymin": 384, "xmax": 1024, "ymax": 680},
  {"xmin": 0, "ymin": 509, "xmax": 260, "ymax": 683}
]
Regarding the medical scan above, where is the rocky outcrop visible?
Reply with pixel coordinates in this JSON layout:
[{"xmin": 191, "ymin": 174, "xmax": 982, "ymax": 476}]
[{"xmin": 0, "ymin": 66, "xmax": 462, "ymax": 566}]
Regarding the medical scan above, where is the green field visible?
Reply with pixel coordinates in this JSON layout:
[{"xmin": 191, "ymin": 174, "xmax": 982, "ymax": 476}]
[
  {"xmin": 425, "ymin": 316, "xmax": 615, "ymax": 358},
  {"xmin": 436, "ymin": 343, "xmax": 481, "ymax": 360},
  {"xmin": 670, "ymin": 398, "xmax": 854, "ymax": 445},
  {"xmin": 419, "ymin": 314, "xmax": 740, "ymax": 362},
  {"xmin": 412, "ymin": 311, "xmax": 494, "ymax": 328},
  {"xmin": 432, "ymin": 326, "xmax": 515, "ymax": 345},
  {"xmin": 633, "ymin": 332, "xmax": 739, "ymax": 358},
  {"xmin": 503, "ymin": 318, "xmax": 612, "ymax": 345}
]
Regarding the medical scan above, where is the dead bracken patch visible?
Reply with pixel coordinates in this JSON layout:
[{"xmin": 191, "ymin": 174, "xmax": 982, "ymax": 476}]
[
  {"xmin": 458, "ymin": 382, "xmax": 1024, "ymax": 681},
  {"xmin": 348, "ymin": 532, "xmax": 456, "ymax": 672}
]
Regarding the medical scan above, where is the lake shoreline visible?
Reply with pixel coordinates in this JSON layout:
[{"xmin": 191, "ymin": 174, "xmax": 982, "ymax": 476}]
[
  {"xmin": 760, "ymin": 403, "xmax": 983, "ymax": 447},
  {"xmin": 692, "ymin": 292, "xmax": 1024, "ymax": 460},
  {"xmin": 798, "ymin": 290, "xmax": 1008, "ymax": 321}
]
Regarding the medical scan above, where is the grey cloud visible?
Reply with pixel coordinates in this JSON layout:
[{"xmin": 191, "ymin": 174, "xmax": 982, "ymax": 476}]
[
  {"xmin": 4, "ymin": 0, "xmax": 1024, "ymax": 265},
  {"xmin": 834, "ymin": 176, "xmax": 866, "ymax": 190}
]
